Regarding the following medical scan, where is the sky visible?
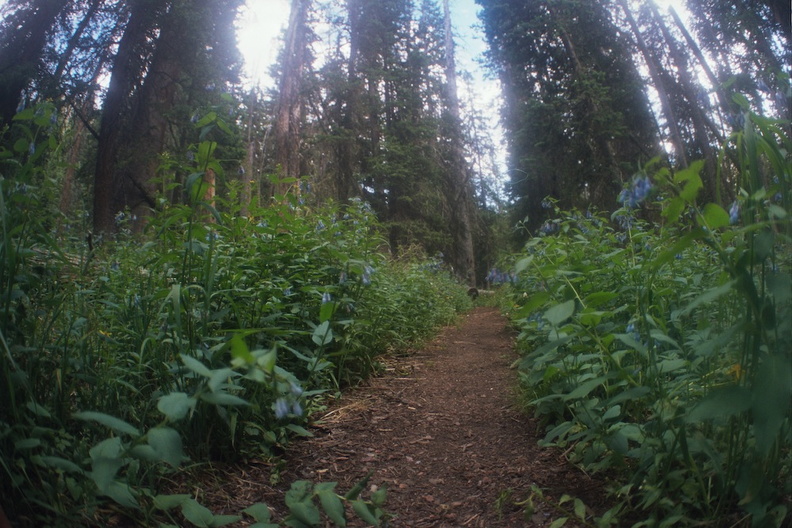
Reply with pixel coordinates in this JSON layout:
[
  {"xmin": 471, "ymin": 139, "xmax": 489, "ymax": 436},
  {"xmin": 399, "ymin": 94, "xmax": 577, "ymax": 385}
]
[{"xmin": 236, "ymin": 0, "xmax": 492, "ymax": 91}]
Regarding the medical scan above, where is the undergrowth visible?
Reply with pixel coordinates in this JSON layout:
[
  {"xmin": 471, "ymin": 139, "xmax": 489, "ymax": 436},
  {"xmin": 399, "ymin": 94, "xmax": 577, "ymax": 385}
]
[
  {"xmin": 508, "ymin": 106, "xmax": 791, "ymax": 527},
  {"xmin": 0, "ymin": 104, "xmax": 471, "ymax": 526}
]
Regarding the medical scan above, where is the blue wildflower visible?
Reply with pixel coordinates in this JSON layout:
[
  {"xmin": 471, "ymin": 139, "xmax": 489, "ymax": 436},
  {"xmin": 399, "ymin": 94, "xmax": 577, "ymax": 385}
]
[
  {"xmin": 291, "ymin": 401, "xmax": 303, "ymax": 416},
  {"xmin": 618, "ymin": 175, "xmax": 652, "ymax": 208},
  {"xmin": 290, "ymin": 382, "xmax": 303, "ymax": 396},
  {"xmin": 316, "ymin": 220, "xmax": 326, "ymax": 231},
  {"xmin": 321, "ymin": 292, "xmax": 332, "ymax": 304},
  {"xmin": 274, "ymin": 398, "xmax": 290, "ymax": 419},
  {"xmin": 541, "ymin": 198, "xmax": 553, "ymax": 209},
  {"xmin": 729, "ymin": 201, "xmax": 740, "ymax": 225}
]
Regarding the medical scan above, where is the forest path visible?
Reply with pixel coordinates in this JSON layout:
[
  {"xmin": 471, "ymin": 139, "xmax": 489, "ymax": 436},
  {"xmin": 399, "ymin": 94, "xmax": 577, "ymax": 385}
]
[{"xmin": 209, "ymin": 307, "xmax": 605, "ymax": 527}]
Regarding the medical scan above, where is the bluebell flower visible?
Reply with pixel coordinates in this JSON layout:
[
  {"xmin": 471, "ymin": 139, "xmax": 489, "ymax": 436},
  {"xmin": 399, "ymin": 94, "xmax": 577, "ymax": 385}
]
[
  {"xmin": 729, "ymin": 201, "xmax": 740, "ymax": 225},
  {"xmin": 28, "ymin": 142, "xmax": 35, "ymax": 156},
  {"xmin": 274, "ymin": 398, "xmax": 290, "ymax": 419},
  {"xmin": 321, "ymin": 292, "xmax": 332, "ymax": 304},
  {"xmin": 541, "ymin": 198, "xmax": 553, "ymax": 209},
  {"xmin": 290, "ymin": 382, "xmax": 303, "ymax": 396},
  {"xmin": 291, "ymin": 401, "xmax": 303, "ymax": 416},
  {"xmin": 339, "ymin": 271, "xmax": 347, "ymax": 283},
  {"xmin": 618, "ymin": 175, "xmax": 652, "ymax": 208},
  {"xmin": 316, "ymin": 220, "xmax": 325, "ymax": 231},
  {"xmin": 283, "ymin": 286, "xmax": 292, "ymax": 296},
  {"xmin": 362, "ymin": 272, "xmax": 371, "ymax": 286}
]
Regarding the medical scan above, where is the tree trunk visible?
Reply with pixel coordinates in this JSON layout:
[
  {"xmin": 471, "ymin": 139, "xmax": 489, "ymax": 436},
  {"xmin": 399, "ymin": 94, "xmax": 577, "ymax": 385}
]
[
  {"xmin": 93, "ymin": 0, "xmax": 162, "ymax": 234},
  {"xmin": 274, "ymin": 0, "xmax": 311, "ymax": 197},
  {"xmin": 619, "ymin": 0, "xmax": 688, "ymax": 168},
  {"xmin": 442, "ymin": 0, "xmax": 476, "ymax": 286}
]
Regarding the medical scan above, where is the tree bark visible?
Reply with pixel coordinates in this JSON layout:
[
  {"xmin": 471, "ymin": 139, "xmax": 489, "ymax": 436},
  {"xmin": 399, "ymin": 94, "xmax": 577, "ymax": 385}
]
[
  {"xmin": 618, "ymin": 0, "xmax": 688, "ymax": 168},
  {"xmin": 274, "ymin": 0, "xmax": 311, "ymax": 197},
  {"xmin": 93, "ymin": 0, "xmax": 162, "ymax": 234},
  {"xmin": 442, "ymin": 0, "xmax": 476, "ymax": 286}
]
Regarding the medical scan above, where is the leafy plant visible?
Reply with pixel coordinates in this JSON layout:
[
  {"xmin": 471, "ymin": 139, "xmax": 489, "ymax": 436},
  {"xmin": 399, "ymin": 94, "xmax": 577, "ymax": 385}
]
[{"xmin": 508, "ymin": 105, "xmax": 791, "ymax": 526}]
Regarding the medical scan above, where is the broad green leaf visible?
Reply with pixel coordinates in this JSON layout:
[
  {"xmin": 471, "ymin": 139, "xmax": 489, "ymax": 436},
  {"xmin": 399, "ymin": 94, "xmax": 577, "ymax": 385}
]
[
  {"xmin": 74, "ymin": 411, "xmax": 140, "ymax": 436},
  {"xmin": 243, "ymin": 503, "xmax": 273, "ymax": 522},
  {"xmin": 14, "ymin": 438, "xmax": 41, "ymax": 449},
  {"xmin": 351, "ymin": 500, "xmax": 380, "ymax": 525},
  {"xmin": 147, "ymin": 427, "xmax": 185, "ymax": 467},
  {"xmin": 181, "ymin": 354, "xmax": 212, "ymax": 378},
  {"xmin": 285, "ymin": 424, "xmax": 314, "ymax": 437},
  {"xmin": 39, "ymin": 456, "xmax": 84, "ymax": 474},
  {"xmin": 181, "ymin": 498, "xmax": 215, "ymax": 527},
  {"xmin": 317, "ymin": 488, "xmax": 346, "ymax": 526},
  {"xmin": 312, "ymin": 320, "xmax": 333, "ymax": 346},
  {"xmin": 700, "ymin": 203, "xmax": 730, "ymax": 229},
  {"xmin": 229, "ymin": 335, "xmax": 255, "ymax": 365},
  {"xmin": 688, "ymin": 386, "xmax": 751, "ymax": 422},
  {"xmin": 370, "ymin": 486, "xmax": 387, "ymax": 507},
  {"xmin": 90, "ymin": 456, "xmax": 124, "ymax": 492},
  {"xmin": 657, "ymin": 358, "xmax": 687, "ymax": 374},
  {"xmin": 573, "ymin": 498, "xmax": 586, "ymax": 520},
  {"xmin": 544, "ymin": 300, "xmax": 575, "ymax": 326},
  {"xmin": 153, "ymin": 494, "xmax": 190, "ymax": 510},
  {"xmin": 288, "ymin": 500, "xmax": 320, "ymax": 526},
  {"xmin": 563, "ymin": 377, "xmax": 604, "ymax": 401},
  {"xmin": 211, "ymin": 515, "xmax": 243, "ymax": 527},
  {"xmin": 319, "ymin": 299, "xmax": 335, "ymax": 323},
  {"xmin": 549, "ymin": 517, "xmax": 568, "ymax": 528},
  {"xmin": 158, "ymin": 392, "xmax": 196, "ymax": 422},
  {"xmin": 200, "ymin": 391, "xmax": 249, "ymax": 407},
  {"xmin": 208, "ymin": 368, "xmax": 235, "ymax": 393},
  {"xmin": 105, "ymin": 480, "xmax": 139, "ymax": 509}
]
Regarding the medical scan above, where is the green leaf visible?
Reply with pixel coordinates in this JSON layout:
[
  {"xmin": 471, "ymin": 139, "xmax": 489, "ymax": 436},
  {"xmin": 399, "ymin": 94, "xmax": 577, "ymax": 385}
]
[
  {"xmin": 544, "ymin": 300, "xmax": 575, "ymax": 326},
  {"xmin": 208, "ymin": 368, "xmax": 235, "ymax": 393},
  {"xmin": 105, "ymin": 480, "xmax": 139, "ymax": 509},
  {"xmin": 158, "ymin": 392, "xmax": 196, "ymax": 422},
  {"xmin": 38, "ymin": 456, "xmax": 84, "ymax": 474},
  {"xmin": 181, "ymin": 498, "xmax": 215, "ymax": 527},
  {"xmin": 317, "ymin": 489, "xmax": 346, "ymax": 526},
  {"xmin": 688, "ymin": 386, "xmax": 751, "ymax": 422},
  {"xmin": 549, "ymin": 517, "xmax": 568, "ymax": 528},
  {"xmin": 700, "ymin": 203, "xmax": 730, "ymax": 229},
  {"xmin": 351, "ymin": 500, "xmax": 380, "ymax": 525},
  {"xmin": 74, "ymin": 411, "xmax": 140, "ymax": 436},
  {"xmin": 312, "ymin": 321, "xmax": 333, "ymax": 346},
  {"xmin": 229, "ymin": 335, "xmax": 255, "ymax": 365},
  {"xmin": 147, "ymin": 427, "xmax": 185, "ymax": 467},
  {"xmin": 573, "ymin": 498, "xmax": 586, "ymax": 520},
  {"xmin": 243, "ymin": 503, "xmax": 273, "ymax": 522},
  {"xmin": 181, "ymin": 354, "xmax": 212, "ymax": 378},
  {"xmin": 288, "ymin": 500, "xmax": 320, "ymax": 526},
  {"xmin": 199, "ymin": 391, "xmax": 250, "ymax": 407},
  {"xmin": 211, "ymin": 515, "xmax": 242, "ymax": 527},
  {"xmin": 153, "ymin": 494, "xmax": 190, "ymax": 510},
  {"xmin": 285, "ymin": 424, "xmax": 314, "ymax": 437},
  {"xmin": 370, "ymin": 486, "xmax": 386, "ymax": 507}
]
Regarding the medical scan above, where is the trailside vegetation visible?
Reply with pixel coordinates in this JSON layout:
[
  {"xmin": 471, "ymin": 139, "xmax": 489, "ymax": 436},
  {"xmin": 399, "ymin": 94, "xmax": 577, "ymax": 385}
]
[
  {"xmin": 0, "ymin": 107, "xmax": 471, "ymax": 526},
  {"xmin": 507, "ymin": 106, "xmax": 791, "ymax": 527}
]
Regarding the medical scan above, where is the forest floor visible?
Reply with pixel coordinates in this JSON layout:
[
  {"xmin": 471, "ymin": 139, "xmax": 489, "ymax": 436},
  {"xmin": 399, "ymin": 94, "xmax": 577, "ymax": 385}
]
[{"xmin": 196, "ymin": 307, "xmax": 609, "ymax": 527}]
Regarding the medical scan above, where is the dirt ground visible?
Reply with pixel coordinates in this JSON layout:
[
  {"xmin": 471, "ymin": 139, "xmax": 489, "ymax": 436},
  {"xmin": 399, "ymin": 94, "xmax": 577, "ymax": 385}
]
[{"xmin": 196, "ymin": 307, "xmax": 608, "ymax": 527}]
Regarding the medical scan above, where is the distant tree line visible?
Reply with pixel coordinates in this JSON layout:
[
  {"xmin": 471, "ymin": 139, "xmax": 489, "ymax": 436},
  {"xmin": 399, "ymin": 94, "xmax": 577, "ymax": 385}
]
[{"xmin": 476, "ymin": 0, "xmax": 790, "ymax": 237}]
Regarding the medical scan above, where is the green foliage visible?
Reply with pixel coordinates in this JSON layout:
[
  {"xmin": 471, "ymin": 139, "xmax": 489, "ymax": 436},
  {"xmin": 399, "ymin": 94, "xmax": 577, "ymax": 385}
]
[
  {"xmin": 0, "ymin": 104, "xmax": 470, "ymax": 525},
  {"xmin": 508, "ymin": 109, "xmax": 791, "ymax": 526}
]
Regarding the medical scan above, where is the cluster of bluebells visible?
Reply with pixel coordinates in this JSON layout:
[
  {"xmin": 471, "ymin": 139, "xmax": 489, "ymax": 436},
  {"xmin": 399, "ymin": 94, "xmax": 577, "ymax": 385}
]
[
  {"xmin": 618, "ymin": 175, "xmax": 653, "ymax": 209},
  {"xmin": 486, "ymin": 268, "xmax": 517, "ymax": 285},
  {"xmin": 273, "ymin": 381, "xmax": 304, "ymax": 419},
  {"xmin": 539, "ymin": 220, "xmax": 560, "ymax": 236}
]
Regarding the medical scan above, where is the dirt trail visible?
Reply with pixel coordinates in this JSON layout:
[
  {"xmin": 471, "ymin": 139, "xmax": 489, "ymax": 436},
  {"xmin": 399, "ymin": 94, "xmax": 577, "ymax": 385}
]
[{"xmin": 246, "ymin": 307, "xmax": 605, "ymax": 527}]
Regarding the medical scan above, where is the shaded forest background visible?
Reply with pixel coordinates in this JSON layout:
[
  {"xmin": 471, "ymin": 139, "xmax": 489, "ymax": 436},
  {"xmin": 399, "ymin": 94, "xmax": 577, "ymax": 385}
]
[{"xmin": 0, "ymin": 0, "xmax": 789, "ymax": 280}]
